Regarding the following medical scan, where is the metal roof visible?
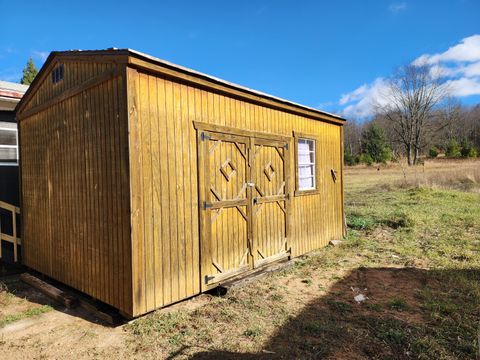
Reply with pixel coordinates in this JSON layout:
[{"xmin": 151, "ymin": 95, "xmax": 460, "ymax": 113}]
[
  {"xmin": 17, "ymin": 48, "xmax": 346, "ymax": 122},
  {"xmin": 0, "ymin": 81, "xmax": 28, "ymax": 111},
  {"xmin": 125, "ymin": 48, "xmax": 346, "ymax": 122},
  {"xmin": 0, "ymin": 81, "xmax": 28, "ymax": 99}
]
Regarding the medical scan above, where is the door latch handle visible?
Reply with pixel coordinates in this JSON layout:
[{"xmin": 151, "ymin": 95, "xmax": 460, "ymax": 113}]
[{"xmin": 331, "ymin": 169, "xmax": 337, "ymax": 182}]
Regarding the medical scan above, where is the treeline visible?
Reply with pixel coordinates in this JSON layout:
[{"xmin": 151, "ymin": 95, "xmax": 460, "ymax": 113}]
[{"xmin": 344, "ymin": 101, "xmax": 480, "ymax": 165}]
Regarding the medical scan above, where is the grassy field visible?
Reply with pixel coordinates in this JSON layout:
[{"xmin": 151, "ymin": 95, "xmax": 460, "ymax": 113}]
[{"xmin": 0, "ymin": 158, "xmax": 479, "ymax": 359}]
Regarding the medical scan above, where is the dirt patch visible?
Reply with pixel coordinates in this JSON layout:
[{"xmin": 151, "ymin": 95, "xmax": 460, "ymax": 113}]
[
  {"xmin": 336, "ymin": 267, "xmax": 428, "ymax": 324},
  {"xmin": 0, "ymin": 306, "xmax": 129, "ymax": 359}
]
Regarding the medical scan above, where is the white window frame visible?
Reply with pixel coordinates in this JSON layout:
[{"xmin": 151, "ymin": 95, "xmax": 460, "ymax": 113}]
[
  {"xmin": 294, "ymin": 132, "xmax": 318, "ymax": 196},
  {"xmin": 0, "ymin": 125, "xmax": 19, "ymax": 165},
  {"xmin": 298, "ymin": 138, "xmax": 316, "ymax": 190}
]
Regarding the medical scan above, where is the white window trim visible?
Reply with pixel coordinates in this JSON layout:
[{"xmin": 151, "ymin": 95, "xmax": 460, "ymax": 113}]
[
  {"xmin": 297, "ymin": 137, "xmax": 316, "ymax": 192},
  {"xmin": 0, "ymin": 126, "xmax": 19, "ymax": 164}
]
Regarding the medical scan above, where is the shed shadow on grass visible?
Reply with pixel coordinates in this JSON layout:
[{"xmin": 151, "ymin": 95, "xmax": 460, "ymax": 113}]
[{"xmin": 178, "ymin": 266, "xmax": 480, "ymax": 360}]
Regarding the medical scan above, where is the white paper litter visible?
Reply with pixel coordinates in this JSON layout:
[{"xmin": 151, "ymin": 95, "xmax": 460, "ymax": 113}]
[{"xmin": 354, "ymin": 294, "xmax": 368, "ymax": 303}]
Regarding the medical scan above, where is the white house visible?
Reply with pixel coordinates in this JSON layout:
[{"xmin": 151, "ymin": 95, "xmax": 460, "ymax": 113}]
[
  {"xmin": 0, "ymin": 80, "xmax": 28, "ymax": 264},
  {"xmin": 0, "ymin": 81, "xmax": 28, "ymax": 163}
]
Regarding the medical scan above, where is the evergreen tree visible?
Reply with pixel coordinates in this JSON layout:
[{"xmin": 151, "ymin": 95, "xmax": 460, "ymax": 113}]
[
  {"xmin": 20, "ymin": 58, "xmax": 38, "ymax": 85},
  {"xmin": 360, "ymin": 124, "xmax": 392, "ymax": 163},
  {"xmin": 428, "ymin": 146, "xmax": 439, "ymax": 158},
  {"xmin": 445, "ymin": 139, "xmax": 461, "ymax": 158},
  {"xmin": 344, "ymin": 147, "xmax": 358, "ymax": 166},
  {"xmin": 460, "ymin": 139, "xmax": 478, "ymax": 158}
]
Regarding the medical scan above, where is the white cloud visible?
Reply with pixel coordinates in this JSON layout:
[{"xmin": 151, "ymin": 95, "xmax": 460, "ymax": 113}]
[
  {"xmin": 339, "ymin": 84, "xmax": 367, "ymax": 105},
  {"xmin": 388, "ymin": 2, "xmax": 407, "ymax": 13},
  {"xmin": 446, "ymin": 77, "xmax": 480, "ymax": 97},
  {"xmin": 340, "ymin": 78, "xmax": 390, "ymax": 119},
  {"xmin": 336, "ymin": 34, "xmax": 480, "ymax": 119},
  {"xmin": 413, "ymin": 35, "xmax": 480, "ymax": 98},
  {"xmin": 462, "ymin": 61, "xmax": 480, "ymax": 77},
  {"xmin": 416, "ymin": 35, "xmax": 480, "ymax": 64}
]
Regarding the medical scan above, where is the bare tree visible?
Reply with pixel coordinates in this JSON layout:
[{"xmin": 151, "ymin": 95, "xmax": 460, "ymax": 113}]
[
  {"xmin": 441, "ymin": 97, "xmax": 463, "ymax": 141},
  {"xmin": 377, "ymin": 63, "xmax": 449, "ymax": 165},
  {"xmin": 343, "ymin": 118, "xmax": 363, "ymax": 157}
]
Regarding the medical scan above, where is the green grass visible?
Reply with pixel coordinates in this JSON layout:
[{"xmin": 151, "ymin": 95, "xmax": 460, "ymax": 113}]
[
  {"xmin": 387, "ymin": 297, "xmax": 410, "ymax": 311},
  {"xmin": 345, "ymin": 186, "xmax": 480, "ymax": 268},
  {"xmin": 125, "ymin": 173, "xmax": 480, "ymax": 359},
  {"xmin": 127, "ymin": 311, "xmax": 188, "ymax": 337},
  {"xmin": 326, "ymin": 299, "xmax": 353, "ymax": 314},
  {"xmin": 243, "ymin": 326, "xmax": 262, "ymax": 338},
  {"xmin": 0, "ymin": 305, "xmax": 53, "ymax": 328}
]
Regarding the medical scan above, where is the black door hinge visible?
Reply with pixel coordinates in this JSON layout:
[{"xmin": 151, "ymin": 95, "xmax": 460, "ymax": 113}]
[
  {"xmin": 203, "ymin": 201, "xmax": 213, "ymax": 210},
  {"xmin": 201, "ymin": 132, "xmax": 211, "ymax": 141}
]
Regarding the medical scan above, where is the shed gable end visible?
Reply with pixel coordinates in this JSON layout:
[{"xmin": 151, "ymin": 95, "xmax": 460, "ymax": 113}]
[{"xmin": 17, "ymin": 54, "xmax": 127, "ymax": 118}]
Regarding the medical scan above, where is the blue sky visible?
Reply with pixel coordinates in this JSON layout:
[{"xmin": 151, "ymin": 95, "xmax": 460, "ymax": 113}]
[{"xmin": 1, "ymin": 0, "xmax": 479, "ymax": 119}]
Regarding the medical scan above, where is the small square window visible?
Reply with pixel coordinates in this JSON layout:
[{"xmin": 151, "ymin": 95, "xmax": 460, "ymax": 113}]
[{"xmin": 51, "ymin": 64, "xmax": 64, "ymax": 84}]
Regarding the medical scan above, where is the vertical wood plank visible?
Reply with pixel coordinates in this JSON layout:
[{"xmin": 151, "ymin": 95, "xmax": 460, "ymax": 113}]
[
  {"xmin": 149, "ymin": 75, "xmax": 163, "ymax": 308},
  {"xmin": 139, "ymin": 73, "xmax": 155, "ymax": 311},
  {"xmin": 127, "ymin": 67, "xmax": 146, "ymax": 315}
]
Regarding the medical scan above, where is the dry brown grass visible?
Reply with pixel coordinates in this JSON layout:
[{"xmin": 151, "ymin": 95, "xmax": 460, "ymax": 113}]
[{"xmin": 345, "ymin": 158, "xmax": 480, "ymax": 193}]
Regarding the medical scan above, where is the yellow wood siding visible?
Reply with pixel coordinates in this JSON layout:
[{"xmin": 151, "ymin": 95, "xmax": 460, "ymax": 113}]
[
  {"xmin": 19, "ymin": 65, "xmax": 133, "ymax": 315},
  {"xmin": 128, "ymin": 68, "xmax": 343, "ymax": 315},
  {"xmin": 20, "ymin": 60, "xmax": 119, "ymax": 113},
  {"xmin": 18, "ymin": 50, "xmax": 344, "ymax": 318}
]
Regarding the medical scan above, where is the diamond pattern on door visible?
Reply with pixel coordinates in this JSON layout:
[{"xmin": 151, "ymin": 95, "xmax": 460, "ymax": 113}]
[
  {"xmin": 252, "ymin": 139, "xmax": 289, "ymax": 266},
  {"xmin": 198, "ymin": 128, "xmax": 290, "ymax": 288},
  {"xmin": 202, "ymin": 133, "xmax": 250, "ymax": 285}
]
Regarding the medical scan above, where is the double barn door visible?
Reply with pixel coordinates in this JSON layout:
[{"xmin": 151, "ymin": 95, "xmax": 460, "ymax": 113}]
[{"xmin": 197, "ymin": 125, "xmax": 291, "ymax": 288}]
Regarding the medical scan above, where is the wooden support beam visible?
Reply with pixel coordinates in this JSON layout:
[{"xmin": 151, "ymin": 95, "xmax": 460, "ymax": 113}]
[
  {"xmin": 0, "ymin": 233, "xmax": 22, "ymax": 245},
  {"xmin": 12, "ymin": 208, "xmax": 17, "ymax": 262},
  {"xmin": 77, "ymin": 298, "xmax": 122, "ymax": 325},
  {"xmin": 0, "ymin": 200, "xmax": 21, "ymax": 262},
  {"xmin": 20, "ymin": 273, "xmax": 122, "ymax": 325},
  {"xmin": 0, "ymin": 201, "xmax": 19, "ymax": 213},
  {"xmin": 20, "ymin": 273, "xmax": 78, "ymax": 308}
]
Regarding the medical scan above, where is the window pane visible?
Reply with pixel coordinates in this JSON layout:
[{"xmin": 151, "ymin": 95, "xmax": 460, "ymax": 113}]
[
  {"xmin": 297, "ymin": 138, "xmax": 316, "ymax": 191},
  {"xmin": 299, "ymin": 165, "xmax": 314, "ymax": 177},
  {"xmin": 0, "ymin": 129, "xmax": 17, "ymax": 146},
  {"xmin": 299, "ymin": 177, "xmax": 314, "ymax": 189},
  {"xmin": 0, "ymin": 147, "xmax": 17, "ymax": 161},
  {"xmin": 298, "ymin": 153, "xmax": 312, "ymax": 164},
  {"xmin": 298, "ymin": 141, "xmax": 310, "ymax": 154}
]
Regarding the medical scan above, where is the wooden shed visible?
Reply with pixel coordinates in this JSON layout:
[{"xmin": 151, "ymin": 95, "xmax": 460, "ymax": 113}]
[{"xmin": 16, "ymin": 49, "xmax": 346, "ymax": 317}]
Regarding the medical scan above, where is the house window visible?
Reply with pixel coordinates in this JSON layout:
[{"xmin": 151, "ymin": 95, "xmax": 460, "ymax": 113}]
[
  {"xmin": 0, "ymin": 122, "xmax": 18, "ymax": 164},
  {"xmin": 294, "ymin": 132, "xmax": 318, "ymax": 195}
]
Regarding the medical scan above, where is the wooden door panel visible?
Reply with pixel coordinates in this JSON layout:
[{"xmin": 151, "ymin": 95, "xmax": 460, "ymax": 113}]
[
  {"xmin": 252, "ymin": 139, "xmax": 290, "ymax": 267},
  {"xmin": 198, "ymin": 127, "xmax": 291, "ymax": 289},
  {"xmin": 201, "ymin": 132, "xmax": 250, "ymax": 285},
  {"xmin": 210, "ymin": 206, "xmax": 248, "ymax": 276},
  {"xmin": 253, "ymin": 142, "xmax": 286, "ymax": 197},
  {"xmin": 254, "ymin": 201, "xmax": 286, "ymax": 263}
]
